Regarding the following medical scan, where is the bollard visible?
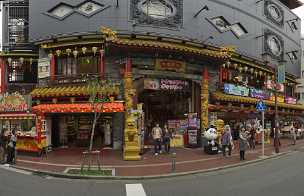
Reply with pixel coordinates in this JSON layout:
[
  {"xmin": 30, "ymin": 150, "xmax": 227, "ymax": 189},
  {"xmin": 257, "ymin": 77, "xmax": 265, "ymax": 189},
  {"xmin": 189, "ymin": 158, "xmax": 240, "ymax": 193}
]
[{"xmin": 171, "ymin": 152, "xmax": 176, "ymax": 173}]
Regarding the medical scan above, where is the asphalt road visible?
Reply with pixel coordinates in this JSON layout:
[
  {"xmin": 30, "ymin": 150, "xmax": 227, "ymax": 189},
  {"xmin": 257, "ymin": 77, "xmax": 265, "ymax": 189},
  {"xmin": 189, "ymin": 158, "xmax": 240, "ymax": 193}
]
[{"xmin": 1, "ymin": 150, "xmax": 304, "ymax": 196}]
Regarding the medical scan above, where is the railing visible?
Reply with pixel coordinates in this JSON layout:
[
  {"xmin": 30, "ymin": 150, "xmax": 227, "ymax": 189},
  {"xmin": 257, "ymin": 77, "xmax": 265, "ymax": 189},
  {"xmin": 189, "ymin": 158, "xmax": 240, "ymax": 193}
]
[{"xmin": 38, "ymin": 74, "xmax": 122, "ymax": 87}]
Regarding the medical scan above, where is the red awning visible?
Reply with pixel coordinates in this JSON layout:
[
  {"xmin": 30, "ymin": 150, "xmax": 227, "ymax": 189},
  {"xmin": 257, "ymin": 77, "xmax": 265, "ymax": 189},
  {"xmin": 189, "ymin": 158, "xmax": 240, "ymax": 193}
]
[{"xmin": 32, "ymin": 102, "xmax": 124, "ymax": 114}]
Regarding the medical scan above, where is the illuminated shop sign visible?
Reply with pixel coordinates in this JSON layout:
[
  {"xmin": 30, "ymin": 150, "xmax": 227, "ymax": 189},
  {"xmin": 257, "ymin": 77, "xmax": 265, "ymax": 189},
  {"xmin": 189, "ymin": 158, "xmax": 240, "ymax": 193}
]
[
  {"xmin": 250, "ymin": 88, "xmax": 270, "ymax": 100},
  {"xmin": 0, "ymin": 92, "xmax": 29, "ymax": 112},
  {"xmin": 265, "ymin": 80, "xmax": 284, "ymax": 93},
  {"xmin": 38, "ymin": 58, "xmax": 50, "ymax": 79},
  {"xmin": 155, "ymin": 59, "xmax": 186, "ymax": 73},
  {"xmin": 285, "ymin": 96, "xmax": 297, "ymax": 104},
  {"xmin": 224, "ymin": 83, "xmax": 249, "ymax": 96},
  {"xmin": 160, "ymin": 79, "xmax": 189, "ymax": 90}
]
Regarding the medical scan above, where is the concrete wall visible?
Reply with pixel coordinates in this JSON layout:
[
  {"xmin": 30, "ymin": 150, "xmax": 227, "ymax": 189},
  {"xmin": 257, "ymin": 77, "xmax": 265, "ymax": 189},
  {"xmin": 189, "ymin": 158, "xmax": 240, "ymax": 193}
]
[{"xmin": 29, "ymin": 0, "xmax": 301, "ymax": 76}]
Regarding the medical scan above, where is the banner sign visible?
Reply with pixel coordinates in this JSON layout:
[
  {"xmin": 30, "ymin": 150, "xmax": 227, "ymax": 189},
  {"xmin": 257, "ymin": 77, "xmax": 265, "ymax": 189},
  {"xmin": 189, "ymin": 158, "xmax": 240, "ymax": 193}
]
[
  {"xmin": 0, "ymin": 92, "xmax": 29, "ymax": 112},
  {"xmin": 250, "ymin": 88, "xmax": 270, "ymax": 100},
  {"xmin": 155, "ymin": 59, "xmax": 186, "ymax": 72},
  {"xmin": 224, "ymin": 83, "xmax": 249, "ymax": 96},
  {"xmin": 160, "ymin": 79, "xmax": 189, "ymax": 90},
  {"xmin": 144, "ymin": 79, "xmax": 160, "ymax": 90},
  {"xmin": 285, "ymin": 96, "xmax": 297, "ymax": 104},
  {"xmin": 277, "ymin": 64, "xmax": 285, "ymax": 84}
]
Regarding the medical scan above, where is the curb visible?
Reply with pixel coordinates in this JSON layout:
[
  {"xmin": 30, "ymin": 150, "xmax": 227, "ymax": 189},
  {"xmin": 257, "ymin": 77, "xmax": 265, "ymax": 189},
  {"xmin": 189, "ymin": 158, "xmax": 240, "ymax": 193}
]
[{"xmin": 10, "ymin": 150, "xmax": 293, "ymax": 180}]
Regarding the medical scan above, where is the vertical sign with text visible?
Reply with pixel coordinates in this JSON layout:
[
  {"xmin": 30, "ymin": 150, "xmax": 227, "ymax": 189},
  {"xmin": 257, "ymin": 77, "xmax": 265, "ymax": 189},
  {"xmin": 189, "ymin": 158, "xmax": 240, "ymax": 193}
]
[{"xmin": 277, "ymin": 63, "xmax": 285, "ymax": 84}]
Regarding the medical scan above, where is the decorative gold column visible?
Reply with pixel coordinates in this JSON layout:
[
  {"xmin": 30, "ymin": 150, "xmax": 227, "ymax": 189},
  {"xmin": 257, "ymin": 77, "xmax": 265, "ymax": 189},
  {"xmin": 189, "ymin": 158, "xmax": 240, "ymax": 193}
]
[
  {"xmin": 123, "ymin": 59, "xmax": 141, "ymax": 161},
  {"xmin": 201, "ymin": 67, "xmax": 209, "ymax": 131}
]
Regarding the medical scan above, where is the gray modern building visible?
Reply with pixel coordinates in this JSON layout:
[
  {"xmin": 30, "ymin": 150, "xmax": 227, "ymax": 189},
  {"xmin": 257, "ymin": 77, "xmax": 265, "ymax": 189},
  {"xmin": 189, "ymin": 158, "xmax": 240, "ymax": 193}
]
[{"xmin": 296, "ymin": 38, "xmax": 304, "ymax": 104}]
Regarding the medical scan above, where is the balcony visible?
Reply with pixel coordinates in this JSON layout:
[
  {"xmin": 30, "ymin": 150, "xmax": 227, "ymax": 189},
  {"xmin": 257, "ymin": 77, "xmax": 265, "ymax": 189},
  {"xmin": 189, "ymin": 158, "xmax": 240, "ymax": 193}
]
[{"xmin": 38, "ymin": 74, "xmax": 121, "ymax": 87}]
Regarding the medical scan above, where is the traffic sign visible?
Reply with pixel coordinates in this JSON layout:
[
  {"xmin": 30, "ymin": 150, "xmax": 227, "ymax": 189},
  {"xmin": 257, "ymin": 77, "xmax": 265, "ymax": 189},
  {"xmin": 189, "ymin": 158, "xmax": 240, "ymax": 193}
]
[{"xmin": 256, "ymin": 100, "xmax": 266, "ymax": 112}]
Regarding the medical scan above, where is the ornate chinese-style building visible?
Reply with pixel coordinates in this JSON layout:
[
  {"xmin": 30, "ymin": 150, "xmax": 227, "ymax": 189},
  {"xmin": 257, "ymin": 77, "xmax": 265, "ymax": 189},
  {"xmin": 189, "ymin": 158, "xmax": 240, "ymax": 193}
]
[{"xmin": 26, "ymin": 0, "xmax": 303, "ymax": 159}]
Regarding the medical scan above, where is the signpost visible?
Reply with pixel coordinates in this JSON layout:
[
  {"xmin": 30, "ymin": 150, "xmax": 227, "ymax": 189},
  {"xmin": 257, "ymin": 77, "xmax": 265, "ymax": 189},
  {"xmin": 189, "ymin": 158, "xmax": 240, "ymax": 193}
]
[{"xmin": 256, "ymin": 100, "xmax": 266, "ymax": 158}]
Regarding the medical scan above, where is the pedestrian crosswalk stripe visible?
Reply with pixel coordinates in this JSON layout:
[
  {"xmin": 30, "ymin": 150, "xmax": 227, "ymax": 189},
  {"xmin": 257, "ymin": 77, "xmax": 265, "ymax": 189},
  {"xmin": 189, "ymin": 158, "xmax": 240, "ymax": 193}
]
[{"xmin": 126, "ymin": 184, "xmax": 147, "ymax": 196}]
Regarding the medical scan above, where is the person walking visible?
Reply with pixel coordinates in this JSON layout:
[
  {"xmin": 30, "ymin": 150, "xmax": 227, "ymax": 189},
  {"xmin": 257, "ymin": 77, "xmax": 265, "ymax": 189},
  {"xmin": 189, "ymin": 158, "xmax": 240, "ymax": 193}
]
[
  {"xmin": 290, "ymin": 124, "xmax": 297, "ymax": 145},
  {"xmin": 222, "ymin": 125, "xmax": 233, "ymax": 157},
  {"xmin": 162, "ymin": 124, "xmax": 172, "ymax": 154},
  {"xmin": 6, "ymin": 130, "xmax": 17, "ymax": 164},
  {"xmin": 152, "ymin": 123, "xmax": 162, "ymax": 156},
  {"xmin": 239, "ymin": 128, "xmax": 249, "ymax": 161}
]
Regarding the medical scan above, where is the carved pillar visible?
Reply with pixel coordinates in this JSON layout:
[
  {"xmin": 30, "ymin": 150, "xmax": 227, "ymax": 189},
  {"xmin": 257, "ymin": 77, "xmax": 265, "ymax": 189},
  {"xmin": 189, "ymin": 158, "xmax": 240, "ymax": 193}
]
[
  {"xmin": 123, "ymin": 58, "xmax": 140, "ymax": 160},
  {"xmin": 201, "ymin": 67, "xmax": 209, "ymax": 131},
  {"xmin": 0, "ymin": 57, "xmax": 6, "ymax": 93},
  {"xmin": 99, "ymin": 50, "xmax": 105, "ymax": 79}
]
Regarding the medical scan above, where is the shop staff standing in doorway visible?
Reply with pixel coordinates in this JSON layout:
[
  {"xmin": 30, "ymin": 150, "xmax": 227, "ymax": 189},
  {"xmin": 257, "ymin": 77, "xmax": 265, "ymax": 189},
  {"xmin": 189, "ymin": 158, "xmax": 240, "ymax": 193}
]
[{"xmin": 152, "ymin": 124, "xmax": 162, "ymax": 155}]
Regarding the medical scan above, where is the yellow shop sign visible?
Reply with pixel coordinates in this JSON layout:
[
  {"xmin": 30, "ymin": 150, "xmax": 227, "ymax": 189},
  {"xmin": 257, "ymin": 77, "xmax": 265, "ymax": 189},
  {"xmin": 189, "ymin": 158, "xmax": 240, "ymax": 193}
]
[{"xmin": 155, "ymin": 59, "xmax": 186, "ymax": 72}]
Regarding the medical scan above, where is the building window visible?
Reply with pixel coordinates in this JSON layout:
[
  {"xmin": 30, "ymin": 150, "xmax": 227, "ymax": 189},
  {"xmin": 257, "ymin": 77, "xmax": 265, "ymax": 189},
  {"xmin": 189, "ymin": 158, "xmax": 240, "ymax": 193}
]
[
  {"xmin": 47, "ymin": 3, "xmax": 74, "ymax": 20},
  {"xmin": 8, "ymin": 60, "xmax": 23, "ymax": 82},
  {"xmin": 264, "ymin": 29, "xmax": 284, "ymax": 60},
  {"xmin": 286, "ymin": 51, "xmax": 298, "ymax": 62},
  {"xmin": 208, "ymin": 16, "xmax": 230, "ymax": 33},
  {"xmin": 264, "ymin": 0, "xmax": 284, "ymax": 26},
  {"xmin": 137, "ymin": 0, "xmax": 177, "ymax": 19},
  {"xmin": 230, "ymin": 23, "xmax": 248, "ymax": 38},
  {"xmin": 7, "ymin": 0, "xmax": 29, "ymax": 45},
  {"xmin": 56, "ymin": 55, "xmax": 99, "ymax": 76},
  {"xmin": 287, "ymin": 20, "xmax": 298, "ymax": 32}
]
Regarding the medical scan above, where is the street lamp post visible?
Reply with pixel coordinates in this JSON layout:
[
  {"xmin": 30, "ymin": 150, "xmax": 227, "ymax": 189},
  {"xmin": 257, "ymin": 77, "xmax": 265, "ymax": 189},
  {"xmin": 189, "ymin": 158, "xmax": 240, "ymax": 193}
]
[{"xmin": 274, "ymin": 83, "xmax": 280, "ymax": 153}]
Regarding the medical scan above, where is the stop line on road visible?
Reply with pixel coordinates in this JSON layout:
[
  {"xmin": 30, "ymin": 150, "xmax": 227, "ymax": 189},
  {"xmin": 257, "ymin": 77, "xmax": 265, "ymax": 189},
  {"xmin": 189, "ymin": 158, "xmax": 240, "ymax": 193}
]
[{"xmin": 126, "ymin": 184, "xmax": 147, "ymax": 196}]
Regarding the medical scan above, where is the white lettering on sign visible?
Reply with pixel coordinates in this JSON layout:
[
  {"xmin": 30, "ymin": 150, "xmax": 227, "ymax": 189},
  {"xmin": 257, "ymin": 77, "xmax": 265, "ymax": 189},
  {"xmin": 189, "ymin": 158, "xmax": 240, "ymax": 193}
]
[{"xmin": 160, "ymin": 79, "xmax": 188, "ymax": 90}]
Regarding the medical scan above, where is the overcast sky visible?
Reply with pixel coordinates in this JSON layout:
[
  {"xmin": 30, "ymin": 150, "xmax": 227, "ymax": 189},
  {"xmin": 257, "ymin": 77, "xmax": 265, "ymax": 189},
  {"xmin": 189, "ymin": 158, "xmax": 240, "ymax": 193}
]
[{"xmin": 292, "ymin": 0, "xmax": 304, "ymax": 37}]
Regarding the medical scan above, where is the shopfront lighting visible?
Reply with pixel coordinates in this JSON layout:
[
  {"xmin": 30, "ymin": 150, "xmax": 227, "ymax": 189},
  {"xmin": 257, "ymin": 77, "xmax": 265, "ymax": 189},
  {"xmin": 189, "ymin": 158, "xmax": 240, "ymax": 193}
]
[
  {"xmin": 92, "ymin": 47, "xmax": 98, "ymax": 56},
  {"xmin": 66, "ymin": 48, "xmax": 72, "ymax": 56},
  {"xmin": 82, "ymin": 47, "xmax": 87, "ymax": 54},
  {"xmin": 56, "ymin": 49, "xmax": 61, "ymax": 56},
  {"xmin": 73, "ymin": 49, "xmax": 78, "ymax": 58},
  {"xmin": 19, "ymin": 57, "xmax": 24, "ymax": 64},
  {"xmin": 7, "ymin": 57, "xmax": 12, "ymax": 65}
]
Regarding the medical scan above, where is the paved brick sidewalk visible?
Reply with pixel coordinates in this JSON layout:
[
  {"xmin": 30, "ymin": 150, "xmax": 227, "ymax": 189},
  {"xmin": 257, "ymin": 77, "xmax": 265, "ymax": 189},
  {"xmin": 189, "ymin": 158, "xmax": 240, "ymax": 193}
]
[{"xmin": 14, "ymin": 138, "xmax": 304, "ymax": 176}]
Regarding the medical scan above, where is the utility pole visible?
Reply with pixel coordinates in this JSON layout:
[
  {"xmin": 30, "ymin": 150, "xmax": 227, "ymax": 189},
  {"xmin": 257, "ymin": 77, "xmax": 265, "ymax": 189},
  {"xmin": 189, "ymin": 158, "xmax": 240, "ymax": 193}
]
[{"xmin": 274, "ymin": 83, "xmax": 279, "ymax": 153}]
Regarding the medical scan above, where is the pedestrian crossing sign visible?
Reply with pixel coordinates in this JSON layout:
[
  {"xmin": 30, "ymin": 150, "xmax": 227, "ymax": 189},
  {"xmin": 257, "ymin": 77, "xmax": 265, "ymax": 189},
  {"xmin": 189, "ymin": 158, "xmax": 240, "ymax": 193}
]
[{"xmin": 256, "ymin": 100, "xmax": 266, "ymax": 112}]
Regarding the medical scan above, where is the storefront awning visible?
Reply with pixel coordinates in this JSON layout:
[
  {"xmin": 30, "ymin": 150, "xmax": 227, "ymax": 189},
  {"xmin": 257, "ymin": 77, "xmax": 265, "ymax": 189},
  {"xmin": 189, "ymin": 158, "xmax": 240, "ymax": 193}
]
[
  {"xmin": 0, "ymin": 113, "xmax": 36, "ymax": 120},
  {"xmin": 32, "ymin": 102, "xmax": 124, "ymax": 114},
  {"xmin": 31, "ymin": 85, "xmax": 120, "ymax": 98},
  {"xmin": 212, "ymin": 92, "xmax": 304, "ymax": 111}
]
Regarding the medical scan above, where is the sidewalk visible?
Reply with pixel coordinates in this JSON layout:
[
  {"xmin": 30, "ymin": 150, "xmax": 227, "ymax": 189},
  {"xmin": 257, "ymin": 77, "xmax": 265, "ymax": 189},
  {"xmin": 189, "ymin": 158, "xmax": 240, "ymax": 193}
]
[{"xmin": 14, "ymin": 138, "xmax": 304, "ymax": 176}]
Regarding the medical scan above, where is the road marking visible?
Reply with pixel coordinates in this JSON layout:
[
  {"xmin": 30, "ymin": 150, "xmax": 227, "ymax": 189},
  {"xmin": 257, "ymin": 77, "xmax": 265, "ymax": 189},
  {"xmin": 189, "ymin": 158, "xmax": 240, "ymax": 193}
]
[
  {"xmin": 0, "ymin": 165, "xmax": 32, "ymax": 175},
  {"xmin": 126, "ymin": 184, "xmax": 147, "ymax": 196}
]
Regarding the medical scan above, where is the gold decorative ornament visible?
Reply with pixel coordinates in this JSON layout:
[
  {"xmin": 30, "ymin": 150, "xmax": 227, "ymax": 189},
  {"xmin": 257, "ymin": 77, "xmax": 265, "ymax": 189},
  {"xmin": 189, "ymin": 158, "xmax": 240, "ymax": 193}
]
[
  {"xmin": 238, "ymin": 67, "xmax": 243, "ymax": 73},
  {"xmin": 222, "ymin": 63, "xmax": 226, "ymax": 68},
  {"xmin": 100, "ymin": 26, "xmax": 118, "ymax": 41},
  {"xmin": 201, "ymin": 68, "xmax": 209, "ymax": 131},
  {"xmin": 226, "ymin": 61, "xmax": 231, "ymax": 68}
]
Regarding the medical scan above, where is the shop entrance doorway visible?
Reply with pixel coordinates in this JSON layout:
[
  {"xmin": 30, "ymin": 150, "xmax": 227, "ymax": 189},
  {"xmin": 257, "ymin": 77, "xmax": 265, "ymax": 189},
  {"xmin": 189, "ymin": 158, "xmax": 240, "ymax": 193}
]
[
  {"xmin": 139, "ymin": 89, "xmax": 191, "ymax": 130},
  {"xmin": 50, "ymin": 114, "xmax": 113, "ymax": 148}
]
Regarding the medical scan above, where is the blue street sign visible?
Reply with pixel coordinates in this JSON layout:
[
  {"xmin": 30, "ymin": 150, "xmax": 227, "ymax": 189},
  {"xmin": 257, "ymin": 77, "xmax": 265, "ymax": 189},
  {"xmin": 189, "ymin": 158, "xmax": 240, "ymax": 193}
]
[
  {"xmin": 256, "ymin": 100, "xmax": 266, "ymax": 112},
  {"xmin": 277, "ymin": 64, "xmax": 285, "ymax": 84}
]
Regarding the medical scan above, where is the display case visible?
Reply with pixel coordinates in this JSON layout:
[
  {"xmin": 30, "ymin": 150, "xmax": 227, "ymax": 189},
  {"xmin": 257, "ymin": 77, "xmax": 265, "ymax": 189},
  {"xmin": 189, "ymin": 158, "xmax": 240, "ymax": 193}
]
[{"xmin": 0, "ymin": 113, "xmax": 46, "ymax": 153}]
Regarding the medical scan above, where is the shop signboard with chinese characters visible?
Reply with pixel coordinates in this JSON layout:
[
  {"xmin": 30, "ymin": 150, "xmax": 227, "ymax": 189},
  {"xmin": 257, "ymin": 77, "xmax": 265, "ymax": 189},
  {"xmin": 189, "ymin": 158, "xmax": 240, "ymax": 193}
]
[
  {"xmin": 144, "ymin": 79, "xmax": 160, "ymax": 90},
  {"xmin": 285, "ymin": 96, "xmax": 297, "ymax": 104},
  {"xmin": 224, "ymin": 83, "xmax": 249, "ymax": 96},
  {"xmin": 155, "ymin": 59, "xmax": 186, "ymax": 73},
  {"xmin": 160, "ymin": 79, "xmax": 189, "ymax": 90},
  {"xmin": 38, "ymin": 58, "xmax": 50, "ymax": 79},
  {"xmin": 0, "ymin": 92, "xmax": 29, "ymax": 112},
  {"xmin": 250, "ymin": 88, "xmax": 270, "ymax": 100},
  {"xmin": 270, "ymin": 95, "xmax": 285, "ymax": 103}
]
